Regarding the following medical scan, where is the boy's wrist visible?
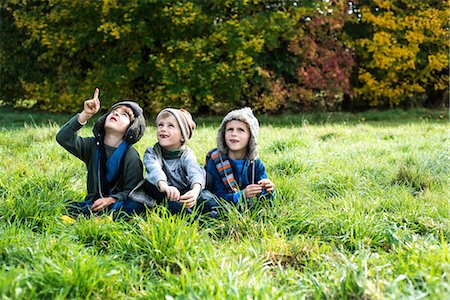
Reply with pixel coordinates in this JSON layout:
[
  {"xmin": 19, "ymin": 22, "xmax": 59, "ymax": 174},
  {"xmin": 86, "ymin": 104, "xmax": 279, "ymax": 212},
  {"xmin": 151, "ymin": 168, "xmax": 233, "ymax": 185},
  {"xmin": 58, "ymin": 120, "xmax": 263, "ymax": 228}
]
[
  {"xmin": 191, "ymin": 183, "xmax": 201, "ymax": 192},
  {"xmin": 191, "ymin": 183, "xmax": 201, "ymax": 197},
  {"xmin": 157, "ymin": 180, "xmax": 168, "ymax": 192},
  {"xmin": 78, "ymin": 111, "xmax": 93, "ymax": 125},
  {"xmin": 106, "ymin": 196, "xmax": 117, "ymax": 204}
]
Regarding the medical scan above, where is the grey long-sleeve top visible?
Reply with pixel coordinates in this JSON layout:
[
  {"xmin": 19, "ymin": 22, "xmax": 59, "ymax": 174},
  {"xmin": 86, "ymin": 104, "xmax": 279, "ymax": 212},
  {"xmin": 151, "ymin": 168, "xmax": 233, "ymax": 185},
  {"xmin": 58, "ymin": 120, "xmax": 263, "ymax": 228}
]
[{"xmin": 143, "ymin": 146, "xmax": 205, "ymax": 193}]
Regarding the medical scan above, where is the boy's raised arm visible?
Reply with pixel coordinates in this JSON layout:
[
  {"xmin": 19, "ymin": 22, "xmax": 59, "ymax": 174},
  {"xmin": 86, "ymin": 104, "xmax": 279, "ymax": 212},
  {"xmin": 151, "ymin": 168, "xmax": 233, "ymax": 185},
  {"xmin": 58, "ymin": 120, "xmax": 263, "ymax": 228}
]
[{"xmin": 78, "ymin": 87, "xmax": 100, "ymax": 124}]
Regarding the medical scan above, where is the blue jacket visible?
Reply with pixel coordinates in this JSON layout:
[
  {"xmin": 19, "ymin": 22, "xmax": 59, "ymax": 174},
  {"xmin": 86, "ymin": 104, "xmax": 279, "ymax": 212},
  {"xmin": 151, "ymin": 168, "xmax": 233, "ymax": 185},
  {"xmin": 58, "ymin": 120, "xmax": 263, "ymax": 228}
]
[{"xmin": 206, "ymin": 157, "xmax": 269, "ymax": 204}]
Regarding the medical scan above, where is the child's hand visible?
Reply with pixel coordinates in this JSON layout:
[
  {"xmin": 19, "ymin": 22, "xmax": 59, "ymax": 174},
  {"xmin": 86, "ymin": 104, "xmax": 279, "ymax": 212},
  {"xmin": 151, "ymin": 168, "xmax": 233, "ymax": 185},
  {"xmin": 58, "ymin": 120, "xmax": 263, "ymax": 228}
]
[
  {"xmin": 78, "ymin": 88, "xmax": 101, "ymax": 124},
  {"xmin": 83, "ymin": 88, "xmax": 101, "ymax": 116},
  {"xmin": 91, "ymin": 196, "xmax": 116, "ymax": 212},
  {"xmin": 258, "ymin": 179, "xmax": 274, "ymax": 193},
  {"xmin": 243, "ymin": 184, "xmax": 263, "ymax": 199},
  {"xmin": 180, "ymin": 189, "xmax": 200, "ymax": 209},
  {"xmin": 160, "ymin": 185, "xmax": 180, "ymax": 201}
]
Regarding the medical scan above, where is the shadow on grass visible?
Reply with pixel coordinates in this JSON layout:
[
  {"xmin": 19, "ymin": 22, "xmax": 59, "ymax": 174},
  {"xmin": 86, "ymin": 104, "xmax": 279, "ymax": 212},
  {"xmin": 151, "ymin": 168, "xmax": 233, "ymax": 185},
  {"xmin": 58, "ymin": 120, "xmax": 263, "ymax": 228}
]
[{"xmin": 0, "ymin": 106, "xmax": 447, "ymax": 129}]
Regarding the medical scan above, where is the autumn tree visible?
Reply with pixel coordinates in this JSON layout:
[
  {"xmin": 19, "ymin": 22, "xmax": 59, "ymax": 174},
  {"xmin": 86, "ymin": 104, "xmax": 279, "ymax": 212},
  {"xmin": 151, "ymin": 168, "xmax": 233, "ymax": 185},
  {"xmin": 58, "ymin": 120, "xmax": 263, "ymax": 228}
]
[
  {"xmin": 1, "ymin": 0, "xmax": 448, "ymax": 112},
  {"xmin": 254, "ymin": 0, "xmax": 355, "ymax": 112},
  {"xmin": 351, "ymin": 0, "xmax": 449, "ymax": 108},
  {"xmin": 2, "ymin": 0, "xmax": 310, "ymax": 113}
]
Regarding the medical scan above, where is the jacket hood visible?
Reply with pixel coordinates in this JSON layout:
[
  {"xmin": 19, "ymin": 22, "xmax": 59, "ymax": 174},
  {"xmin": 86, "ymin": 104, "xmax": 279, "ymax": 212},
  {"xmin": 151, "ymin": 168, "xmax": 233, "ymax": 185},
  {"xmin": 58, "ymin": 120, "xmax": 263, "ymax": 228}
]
[{"xmin": 217, "ymin": 107, "xmax": 259, "ymax": 160}]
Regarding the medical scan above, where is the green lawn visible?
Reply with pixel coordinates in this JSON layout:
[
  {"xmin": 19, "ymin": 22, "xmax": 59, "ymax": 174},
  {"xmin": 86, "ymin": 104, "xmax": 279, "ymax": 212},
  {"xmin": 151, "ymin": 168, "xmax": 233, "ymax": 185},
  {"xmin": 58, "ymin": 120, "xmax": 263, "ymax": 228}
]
[{"xmin": 0, "ymin": 108, "xmax": 449, "ymax": 299}]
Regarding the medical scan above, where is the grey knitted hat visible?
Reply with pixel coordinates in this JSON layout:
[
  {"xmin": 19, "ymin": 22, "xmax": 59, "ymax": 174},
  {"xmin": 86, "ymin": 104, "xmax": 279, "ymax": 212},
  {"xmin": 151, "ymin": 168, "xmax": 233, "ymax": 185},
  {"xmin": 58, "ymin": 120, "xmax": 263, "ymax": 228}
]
[
  {"xmin": 217, "ymin": 107, "xmax": 259, "ymax": 160},
  {"xmin": 93, "ymin": 101, "xmax": 146, "ymax": 144},
  {"xmin": 156, "ymin": 108, "xmax": 196, "ymax": 145}
]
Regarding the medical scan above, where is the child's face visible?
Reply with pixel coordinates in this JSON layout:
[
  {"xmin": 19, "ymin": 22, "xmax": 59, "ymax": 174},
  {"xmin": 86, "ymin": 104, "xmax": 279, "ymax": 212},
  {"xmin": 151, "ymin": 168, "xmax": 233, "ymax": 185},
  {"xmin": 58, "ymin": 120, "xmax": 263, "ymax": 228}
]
[
  {"xmin": 104, "ymin": 106, "xmax": 132, "ymax": 136},
  {"xmin": 224, "ymin": 120, "xmax": 250, "ymax": 155},
  {"xmin": 156, "ymin": 114, "xmax": 183, "ymax": 151}
]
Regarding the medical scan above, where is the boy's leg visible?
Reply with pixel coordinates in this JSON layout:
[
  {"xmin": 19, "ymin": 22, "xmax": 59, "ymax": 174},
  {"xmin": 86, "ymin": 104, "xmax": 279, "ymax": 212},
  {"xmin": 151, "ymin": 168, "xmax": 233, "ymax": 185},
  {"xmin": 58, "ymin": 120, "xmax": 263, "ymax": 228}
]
[
  {"xmin": 66, "ymin": 200, "xmax": 94, "ymax": 218},
  {"xmin": 239, "ymin": 193, "xmax": 273, "ymax": 212},
  {"xmin": 143, "ymin": 181, "xmax": 204, "ymax": 216},
  {"xmin": 258, "ymin": 193, "xmax": 274, "ymax": 206},
  {"xmin": 144, "ymin": 181, "xmax": 167, "ymax": 205},
  {"xmin": 195, "ymin": 190, "xmax": 220, "ymax": 216},
  {"xmin": 145, "ymin": 181, "xmax": 193, "ymax": 215},
  {"xmin": 168, "ymin": 200, "xmax": 193, "ymax": 215},
  {"xmin": 119, "ymin": 199, "xmax": 146, "ymax": 215},
  {"xmin": 110, "ymin": 199, "xmax": 147, "ymax": 220}
]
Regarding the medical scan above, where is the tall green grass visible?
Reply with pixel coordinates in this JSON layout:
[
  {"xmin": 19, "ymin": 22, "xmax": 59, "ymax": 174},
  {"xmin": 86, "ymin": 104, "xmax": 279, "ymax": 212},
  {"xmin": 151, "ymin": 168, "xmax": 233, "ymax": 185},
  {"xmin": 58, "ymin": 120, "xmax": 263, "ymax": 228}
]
[{"xmin": 0, "ymin": 109, "xmax": 448, "ymax": 299}]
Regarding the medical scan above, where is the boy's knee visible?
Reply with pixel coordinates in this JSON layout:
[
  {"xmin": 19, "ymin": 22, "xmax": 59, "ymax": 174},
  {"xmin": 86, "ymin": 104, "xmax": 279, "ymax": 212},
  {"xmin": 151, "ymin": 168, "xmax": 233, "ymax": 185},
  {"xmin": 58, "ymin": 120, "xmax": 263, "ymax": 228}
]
[
  {"xmin": 111, "ymin": 199, "xmax": 147, "ymax": 220},
  {"xmin": 66, "ymin": 200, "xmax": 93, "ymax": 217},
  {"xmin": 168, "ymin": 201, "xmax": 188, "ymax": 215}
]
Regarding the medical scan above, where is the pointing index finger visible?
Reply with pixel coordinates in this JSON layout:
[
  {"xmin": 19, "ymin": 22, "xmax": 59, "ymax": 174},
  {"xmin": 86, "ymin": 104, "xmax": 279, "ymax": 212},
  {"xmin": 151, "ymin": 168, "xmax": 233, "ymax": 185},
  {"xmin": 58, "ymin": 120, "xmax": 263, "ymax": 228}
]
[{"xmin": 93, "ymin": 87, "xmax": 100, "ymax": 100}]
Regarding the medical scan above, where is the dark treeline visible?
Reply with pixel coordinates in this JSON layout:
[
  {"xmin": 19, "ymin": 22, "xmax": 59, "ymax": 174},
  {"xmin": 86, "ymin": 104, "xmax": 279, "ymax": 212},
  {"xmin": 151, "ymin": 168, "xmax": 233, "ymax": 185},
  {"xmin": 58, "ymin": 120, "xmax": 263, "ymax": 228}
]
[{"xmin": 1, "ymin": 0, "xmax": 448, "ymax": 114}]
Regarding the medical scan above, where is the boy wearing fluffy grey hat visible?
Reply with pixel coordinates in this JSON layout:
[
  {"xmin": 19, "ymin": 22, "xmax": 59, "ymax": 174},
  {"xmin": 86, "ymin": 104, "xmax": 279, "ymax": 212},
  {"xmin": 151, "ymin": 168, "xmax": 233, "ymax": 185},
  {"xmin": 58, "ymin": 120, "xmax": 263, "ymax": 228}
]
[
  {"xmin": 56, "ymin": 88, "xmax": 147, "ymax": 221},
  {"xmin": 142, "ymin": 108, "xmax": 219, "ymax": 216},
  {"xmin": 206, "ymin": 107, "xmax": 274, "ymax": 206}
]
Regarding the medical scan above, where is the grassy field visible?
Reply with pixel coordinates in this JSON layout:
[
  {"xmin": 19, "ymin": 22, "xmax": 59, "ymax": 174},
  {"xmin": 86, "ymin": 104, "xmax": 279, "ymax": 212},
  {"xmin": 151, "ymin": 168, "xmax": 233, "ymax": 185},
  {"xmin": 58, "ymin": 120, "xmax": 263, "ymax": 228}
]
[{"xmin": 0, "ymin": 108, "xmax": 449, "ymax": 299}]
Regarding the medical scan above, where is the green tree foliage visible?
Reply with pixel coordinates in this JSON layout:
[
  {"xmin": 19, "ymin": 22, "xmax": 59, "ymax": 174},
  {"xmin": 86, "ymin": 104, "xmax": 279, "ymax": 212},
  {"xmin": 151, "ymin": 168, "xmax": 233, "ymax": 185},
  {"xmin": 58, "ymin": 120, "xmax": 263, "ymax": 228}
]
[
  {"xmin": 125, "ymin": 0, "xmax": 314, "ymax": 113},
  {"xmin": 1, "ymin": 0, "xmax": 448, "ymax": 112},
  {"xmin": 1, "ymin": 0, "xmax": 309, "ymax": 113},
  {"xmin": 351, "ymin": 0, "xmax": 449, "ymax": 108},
  {"xmin": 0, "ymin": 2, "xmax": 49, "ymax": 106},
  {"xmin": 3, "ymin": 0, "xmax": 151, "ymax": 112}
]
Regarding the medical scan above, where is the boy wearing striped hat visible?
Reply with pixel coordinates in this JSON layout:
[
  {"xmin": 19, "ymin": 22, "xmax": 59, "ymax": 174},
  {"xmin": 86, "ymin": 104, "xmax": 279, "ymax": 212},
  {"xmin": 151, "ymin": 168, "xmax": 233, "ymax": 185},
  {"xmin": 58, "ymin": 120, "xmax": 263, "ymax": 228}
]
[{"xmin": 141, "ymin": 108, "xmax": 218, "ymax": 216}]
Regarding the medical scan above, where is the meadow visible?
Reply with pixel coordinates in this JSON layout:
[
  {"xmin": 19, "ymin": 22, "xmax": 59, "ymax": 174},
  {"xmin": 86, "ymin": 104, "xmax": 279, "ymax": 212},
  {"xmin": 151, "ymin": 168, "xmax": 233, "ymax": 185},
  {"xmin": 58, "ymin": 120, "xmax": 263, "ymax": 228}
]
[{"xmin": 0, "ymin": 108, "xmax": 449, "ymax": 299}]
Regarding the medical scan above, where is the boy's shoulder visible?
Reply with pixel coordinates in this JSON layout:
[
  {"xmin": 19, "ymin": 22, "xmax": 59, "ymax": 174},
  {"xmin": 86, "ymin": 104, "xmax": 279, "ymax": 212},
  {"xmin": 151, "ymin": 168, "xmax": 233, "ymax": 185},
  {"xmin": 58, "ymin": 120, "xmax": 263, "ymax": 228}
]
[
  {"xmin": 252, "ymin": 158, "xmax": 268, "ymax": 172},
  {"xmin": 144, "ymin": 144, "xmax": 160, "ymax": 157},
  {"xmin": 123, "ymin": 144, "xmax": 141, "ymax": 160},
  {"xmin": 205, "ymin": 147, "xmax": 220, "ymax": 158},
  {"xmin": 204, "ymin": 147, "xmax": 220, "ymax": 166},
  {"xmin": 205, "ymin": 147, "xmax": 219, "ymax": 157},
  {"xmin": 252, "ymin": 157, "xmax": 265, "ymax": 164},
  {"xmin": 180, "ymin": 146, "xmax": 196, "ymax": 159}
]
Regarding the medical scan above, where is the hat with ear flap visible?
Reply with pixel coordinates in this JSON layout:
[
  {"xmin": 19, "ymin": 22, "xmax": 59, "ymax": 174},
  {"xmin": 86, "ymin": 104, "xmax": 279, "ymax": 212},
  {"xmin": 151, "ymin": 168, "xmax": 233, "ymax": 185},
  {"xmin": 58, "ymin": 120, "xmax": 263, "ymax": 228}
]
[
  {"xmin": 217, "ymin": 107, "xmax": 259, "ymax": 160},
  {"xmin": 93, "ymin": 101, "xmax": 146, "ymax": 144}
]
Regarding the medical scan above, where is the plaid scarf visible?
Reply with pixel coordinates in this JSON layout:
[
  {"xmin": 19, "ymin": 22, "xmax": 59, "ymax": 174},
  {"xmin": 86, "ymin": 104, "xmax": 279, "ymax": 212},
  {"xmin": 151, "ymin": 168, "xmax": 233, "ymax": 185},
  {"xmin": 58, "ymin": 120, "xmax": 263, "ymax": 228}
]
[{"xmin": 205, "ymin": 148, "xmax": 239, "ymax": 193}]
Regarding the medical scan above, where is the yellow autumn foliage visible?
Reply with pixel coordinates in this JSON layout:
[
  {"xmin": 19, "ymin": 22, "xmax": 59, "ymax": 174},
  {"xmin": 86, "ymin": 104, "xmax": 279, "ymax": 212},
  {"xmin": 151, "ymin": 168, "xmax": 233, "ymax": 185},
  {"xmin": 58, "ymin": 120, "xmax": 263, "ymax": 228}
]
[{"xmin": 354, "ymin": 0, "xmax": 449, "ymax": 107}]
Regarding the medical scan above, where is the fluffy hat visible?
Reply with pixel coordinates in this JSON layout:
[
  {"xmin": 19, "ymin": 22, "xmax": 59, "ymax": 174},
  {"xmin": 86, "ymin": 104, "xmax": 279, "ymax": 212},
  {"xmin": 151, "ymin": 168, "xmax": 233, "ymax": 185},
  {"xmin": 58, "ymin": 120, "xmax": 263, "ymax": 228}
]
[
  {"xmin": 157, "ymin": 108, "xmax": 196, "ymax": 145},
  {"xmin": 93, "ymin": 101, "xmax": 146, "ymax": 144},
  {"xmin": 217, "ymin": 107, "xmax": 259, "ymax": 160}
]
